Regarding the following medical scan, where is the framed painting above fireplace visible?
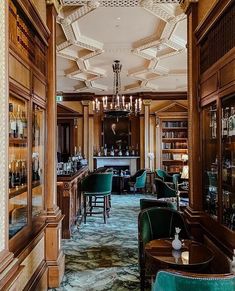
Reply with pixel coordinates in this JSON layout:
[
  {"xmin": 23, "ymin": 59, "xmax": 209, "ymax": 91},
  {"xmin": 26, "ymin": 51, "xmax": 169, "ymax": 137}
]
[{"xmin": 103, "ymin": 117, "xmax": 130, "ymax": 149}]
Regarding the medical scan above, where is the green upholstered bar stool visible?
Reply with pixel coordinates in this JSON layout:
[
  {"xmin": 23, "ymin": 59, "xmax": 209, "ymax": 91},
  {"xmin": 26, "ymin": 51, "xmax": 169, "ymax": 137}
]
[
  {"xmin": 81, "ymin": 172, "xmax": 113, "ymax": 224},
  {"xmin": 152, "ymin": 270, "xmax": 235, "ymax": 291},
  {"xmin": 138, "ymin": 207, "xmax": 191, "ymax": 290}
]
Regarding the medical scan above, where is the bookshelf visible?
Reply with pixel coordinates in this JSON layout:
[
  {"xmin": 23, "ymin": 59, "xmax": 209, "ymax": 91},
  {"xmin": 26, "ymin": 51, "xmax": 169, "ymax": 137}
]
[{"xmin": 155, "ymin": 103, "xmax": 188, "ymax": 174}]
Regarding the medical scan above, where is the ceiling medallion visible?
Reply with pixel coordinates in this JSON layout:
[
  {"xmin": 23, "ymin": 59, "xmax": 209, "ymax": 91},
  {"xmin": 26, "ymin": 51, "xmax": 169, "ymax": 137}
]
[{"xmin": 93, "ymin": 60, "xmax": 142, "ymax": 118}]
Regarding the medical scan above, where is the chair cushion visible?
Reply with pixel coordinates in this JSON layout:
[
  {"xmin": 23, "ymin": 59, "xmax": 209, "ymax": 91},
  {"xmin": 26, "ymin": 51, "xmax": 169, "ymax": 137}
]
[
  {"xmin": 140, "ymin": 198, "xmax": 176, "ymax": 211},
  {"xmin": 153, "ymin": 270, "xmax": 235, "ymax": 291}
]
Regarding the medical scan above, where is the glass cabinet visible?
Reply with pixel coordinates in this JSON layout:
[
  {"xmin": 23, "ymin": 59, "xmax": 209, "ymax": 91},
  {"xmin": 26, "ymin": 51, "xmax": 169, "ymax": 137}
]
[
  {"xmin": 202, "ymin": 95, "xmax": 235, "ymax": 231},
  {"xmin": 9, "ymin": 96, "xmax": 28, "ymax": 238},
  {"xmin": 9, "ymin": 96, "xmax": 45, "ymax": 238},
  {"xmin": 32, "ymin": 104, "xmax": 45, "ymax": 217},
  {"xmin": 202, "ymin": 102, "xmax": 218, "ymax": 219},
  {"xmin": 221, "ymin": 96, "xmax": 235, "ymax": 230}
]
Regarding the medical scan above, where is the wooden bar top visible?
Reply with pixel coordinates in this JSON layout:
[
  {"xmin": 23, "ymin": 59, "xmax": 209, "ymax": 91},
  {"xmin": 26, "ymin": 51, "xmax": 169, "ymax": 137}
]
[{"xmin": 57, "ymin": 165, "xmax": 89, "ymax": 182}]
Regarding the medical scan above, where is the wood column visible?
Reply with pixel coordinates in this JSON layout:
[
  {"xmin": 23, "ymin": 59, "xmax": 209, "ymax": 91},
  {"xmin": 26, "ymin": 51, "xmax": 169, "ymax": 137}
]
[
  {"xmin": 0, "ymin": 1, "xmax": 22, "ymax": 289},
  {"xmin": 45, "ymin": 3, "xmax": 64, "ymax": 288},
  {"xmin": 82, "ymin": 101, "xmax": 89, "ymax": 160},
  {"xmin": 89, "ymin": 113, "xmax": 94, "ymax": 170},
  {"xmin": 181, "ymin": 1, "xmax": 204, "ymax": 232},
  {"xmin": 143, "ymin": 100, "xmax": 151, "ymax": 169}
]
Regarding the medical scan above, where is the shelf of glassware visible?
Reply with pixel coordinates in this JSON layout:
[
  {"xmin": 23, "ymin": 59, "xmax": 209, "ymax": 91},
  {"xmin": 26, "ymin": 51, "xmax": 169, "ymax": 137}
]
[
  {"xmin": 221, "ymin": 97, "xmax": 235, "ymax": 230},
  {"xmin": 9, "ymin": 95, "xmax": 29, "ymax": 238}
]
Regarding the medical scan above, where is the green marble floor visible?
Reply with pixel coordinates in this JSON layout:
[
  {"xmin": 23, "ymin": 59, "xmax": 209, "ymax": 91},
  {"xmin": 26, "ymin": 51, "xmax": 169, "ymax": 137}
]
[{"xmin": 51, "ymin": 194, "xmax": 153, "ymax": 291}]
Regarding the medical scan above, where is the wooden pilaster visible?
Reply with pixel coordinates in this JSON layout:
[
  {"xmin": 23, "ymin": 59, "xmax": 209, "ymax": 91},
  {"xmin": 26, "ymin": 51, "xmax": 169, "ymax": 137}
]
[
  {"xmin": 45, "ymin": 3, "xmax": 64, "ymax": 288},
  {"xmin": 0, "ymin": 1, "xmax": 22, "ymax": 289}
]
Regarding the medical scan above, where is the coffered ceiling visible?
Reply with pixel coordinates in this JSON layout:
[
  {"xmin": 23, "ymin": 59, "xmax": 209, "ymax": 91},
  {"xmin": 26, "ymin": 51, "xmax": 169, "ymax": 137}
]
[{"xmin": 56, "ymin": 0, "xmax": 187, "ymax": 94}]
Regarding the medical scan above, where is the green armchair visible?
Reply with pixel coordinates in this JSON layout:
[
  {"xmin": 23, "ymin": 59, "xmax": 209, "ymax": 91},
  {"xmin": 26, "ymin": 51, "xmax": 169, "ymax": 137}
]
[
  {"xmin": 156, "ymin": 169, "xmax": 173, "ymax": 182},
  {"xmin": 155, "ymin": 178, "xmax": 177, "ymax": 198},
  {"xmin": 81, "ymin": 172, "xmax": 113, "ymax": 223},
  {"xmin": 129, "ymin": 169, "xmax": 147, "ymax": 194},
  {"xmin": 152, "ymin": 270, "xmax": 235, "ymax": 291},
  {"xmin": 138, "ymin": 207, "xmax": 191, "ymax": 290},
  {"xmin": 140, "ymin": 198, "xmax": 176, "ymax": 211}
]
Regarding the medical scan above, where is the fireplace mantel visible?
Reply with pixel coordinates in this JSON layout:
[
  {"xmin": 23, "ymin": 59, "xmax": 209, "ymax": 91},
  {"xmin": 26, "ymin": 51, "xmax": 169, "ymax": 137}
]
[{"xmin": 93, "ymin": 156, "xmax": 140, "ymax": 175}]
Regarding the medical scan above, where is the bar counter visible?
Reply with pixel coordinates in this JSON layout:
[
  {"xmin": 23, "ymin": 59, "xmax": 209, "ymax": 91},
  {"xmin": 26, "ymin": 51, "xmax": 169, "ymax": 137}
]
[{"xmin": 57, "ymin": 166, "xmax": 89, "ymax": 239}]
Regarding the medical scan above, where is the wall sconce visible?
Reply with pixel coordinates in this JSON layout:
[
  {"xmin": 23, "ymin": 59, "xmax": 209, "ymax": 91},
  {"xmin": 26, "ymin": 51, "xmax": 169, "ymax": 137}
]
[{"xmin": 74, "ymin": 118, "xmax": 78, "ymax": 129}]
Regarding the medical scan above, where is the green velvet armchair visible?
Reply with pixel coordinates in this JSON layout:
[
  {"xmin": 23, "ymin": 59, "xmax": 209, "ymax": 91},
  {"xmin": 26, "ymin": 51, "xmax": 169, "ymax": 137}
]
[
  {"xmin": 156, "ymin": 169, "xmax": 173, "ymax": 182},
  {"xmin": 129, "ymin": 169, "xmax": 147, "ymax": 194},
  {"xmin": 152, "ymin": 270, "xmax": 235, "ymax": 291},
  {"xmin": 138, "ymin": 207, "xmax": 190, "ymax": 290},
  {"xmin": 140, "ymin": 198, "xmax": 176, "ymax": 211},
  {"xmin": 155, "ymin": 178, "xmax": 176, "ymax": 198},
  {"xmin": 81, "ymin": 172, "xmax": 113, "ymax": 223}
]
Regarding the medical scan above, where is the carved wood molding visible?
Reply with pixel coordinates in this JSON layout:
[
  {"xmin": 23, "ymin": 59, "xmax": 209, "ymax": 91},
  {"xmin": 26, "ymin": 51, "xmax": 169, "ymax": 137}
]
[
  {"xmin": 61, "ymin": 91, "xmax": 187, "ymax": 101},
  {"xmin": 0, "ymin": 0, "xmax": 8, "ymax": 253},
  {"xmin": 15, "ymin": 0, "xmax": 50, "ymax": 44},
  {"xmin": 46, "ymin": 0, "xmax": 62, "ymax": 13},
  {"xmin": 179, "ymin": 0, "xmax": 198, "ymax": 13}
]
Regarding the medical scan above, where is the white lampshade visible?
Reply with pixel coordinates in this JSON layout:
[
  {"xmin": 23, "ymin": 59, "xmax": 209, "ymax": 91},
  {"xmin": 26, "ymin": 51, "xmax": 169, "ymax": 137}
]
[{"xmin": 181, "ymin": 165, "xmax": 189, "ymax": 179}]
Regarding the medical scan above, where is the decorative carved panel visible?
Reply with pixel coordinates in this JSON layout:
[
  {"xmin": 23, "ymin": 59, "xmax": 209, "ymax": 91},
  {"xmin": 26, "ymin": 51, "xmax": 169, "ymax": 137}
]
[
  {"xmin": 200, "ymin": 2, "xmax": 235, "ymax": 74},
  {"xmin": 9, "ymin": 0, "xmax": 47, "ymax": 75}
]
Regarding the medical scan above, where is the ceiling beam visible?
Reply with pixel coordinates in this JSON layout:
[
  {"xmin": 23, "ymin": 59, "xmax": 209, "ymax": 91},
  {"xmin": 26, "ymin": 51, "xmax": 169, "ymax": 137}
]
[{"xmin": 61, "ymin": 91, "xmax": 187, "ymax": 101}]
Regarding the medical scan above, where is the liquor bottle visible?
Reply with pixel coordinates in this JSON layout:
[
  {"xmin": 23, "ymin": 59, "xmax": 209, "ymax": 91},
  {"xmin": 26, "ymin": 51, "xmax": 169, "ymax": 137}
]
[
  {"xmin": 222, "ymin": 107, "xmax": 229, "ymax": 138},
  {"xmin": 9, "ymin": 103, "xmax": 17, "ymax": 138},
  {"xmin": 22, "ymin": 110, "xmax": 27, "ymax": 138},
  {"xmin": 19, "ymin": 106, "xmax": 25, "ymax": 139},
  {"xmin": 229, "ymin": 106, "xmax": 235, "ymax": 136},
  {"xmin": 16, "ymin": 105, "xmax": 22, "ymax": 139},
  {"xmin": 211, "ymin": 110, "xmax": 217, "ymax": 139},
  {"xmin": 104, "ymin": 144, "xmax": 107, "ymax": 156},
  {"xmin": 125, "ymin": 146, "xmax": 129, "ymax": 156},
  {"xmin": 232, "ymin": 107, "xmax": 235, "ymax": 136}
]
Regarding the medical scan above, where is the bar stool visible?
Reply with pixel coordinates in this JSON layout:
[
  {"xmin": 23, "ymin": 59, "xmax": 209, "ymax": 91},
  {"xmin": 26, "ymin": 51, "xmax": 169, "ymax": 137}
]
[{"xmin": 81, "ymin": 172, "xmax": 113, "ymax": 224}]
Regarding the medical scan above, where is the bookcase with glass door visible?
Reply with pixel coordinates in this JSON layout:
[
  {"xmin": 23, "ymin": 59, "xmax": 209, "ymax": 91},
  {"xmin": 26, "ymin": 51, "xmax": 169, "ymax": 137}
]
[{"xmin": 202, "ymin": 94, "xmax": 235, "ymax": 231}]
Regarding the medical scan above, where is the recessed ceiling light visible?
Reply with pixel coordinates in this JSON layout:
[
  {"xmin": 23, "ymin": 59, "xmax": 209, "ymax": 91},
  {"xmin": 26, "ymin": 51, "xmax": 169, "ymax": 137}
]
[{"xmin": 117, "ymin": 17, "xmax": 121, "ymax": 20}]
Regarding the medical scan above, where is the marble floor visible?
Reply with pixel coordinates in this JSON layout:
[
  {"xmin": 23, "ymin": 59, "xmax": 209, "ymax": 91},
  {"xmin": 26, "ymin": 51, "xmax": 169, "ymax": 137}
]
[{"xmin": 51, "ymin": 194, "xmax": 153, "ymax": 291}]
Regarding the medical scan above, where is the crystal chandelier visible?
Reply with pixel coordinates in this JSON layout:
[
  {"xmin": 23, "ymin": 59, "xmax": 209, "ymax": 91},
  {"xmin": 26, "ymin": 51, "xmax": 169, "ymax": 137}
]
[{"xmin": 92, "ymin": 60, "xmax": 142, "ymax": 117}]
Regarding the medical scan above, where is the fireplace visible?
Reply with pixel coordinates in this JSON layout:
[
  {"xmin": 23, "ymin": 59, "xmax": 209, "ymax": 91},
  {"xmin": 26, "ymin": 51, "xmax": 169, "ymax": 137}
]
[{"xmin": 93, "ymin": 156, "xmax": 139, "ymax": 175}]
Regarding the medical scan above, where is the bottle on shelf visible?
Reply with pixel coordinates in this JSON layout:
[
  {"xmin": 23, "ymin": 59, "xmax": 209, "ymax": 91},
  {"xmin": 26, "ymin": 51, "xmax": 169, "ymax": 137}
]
[
  {"xmin": 131, "ymin": 146, "xmax": 135, "ymax": 156},
  {"xmin": 228, "ymin": 107, "xmax": 235, "ymax": 137},
  {"xmin": 125, "ymin": 146, "xmax": 129, "ymax": 156},
  {"xmin": 17, "ymin": 105, "xmax": 24, "ymax": 139},
  {"xmin": 222, "ymin": 107, "xmax": 229, "ymax": 138},
  {"xmin": 118, "ymin": 146, "xmax": 122, "ymax": 156},
  {"xmin": 110, "ymin": 146, "xmax": 115, "ymax": 156},
  {"xmin": 9, "ymin": 102, "xmax": 17, "ymax": 139},
  {"xmin": 103, "ymin": 144, "xmax": 107, "ymax": 156}
]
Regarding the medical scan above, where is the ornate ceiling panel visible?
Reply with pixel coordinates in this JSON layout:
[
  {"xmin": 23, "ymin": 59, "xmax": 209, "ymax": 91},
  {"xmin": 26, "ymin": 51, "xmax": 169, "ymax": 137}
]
[{"xmin": 57, "ymin": 0, "xmax": 186, "ymax": 93}]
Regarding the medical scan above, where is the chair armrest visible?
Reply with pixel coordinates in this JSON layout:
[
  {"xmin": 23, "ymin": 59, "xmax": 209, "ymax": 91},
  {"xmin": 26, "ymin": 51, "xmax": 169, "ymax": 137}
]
[{"xmin": 165, "ymin": 182, "xmax": 175, "ymax": 189}]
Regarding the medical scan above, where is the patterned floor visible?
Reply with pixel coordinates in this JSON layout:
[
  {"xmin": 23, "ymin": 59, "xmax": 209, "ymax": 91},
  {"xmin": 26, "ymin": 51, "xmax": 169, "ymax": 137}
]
[{"xmin": 51, "ymin": 194, "xmax": 153, "ymax": 291}]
